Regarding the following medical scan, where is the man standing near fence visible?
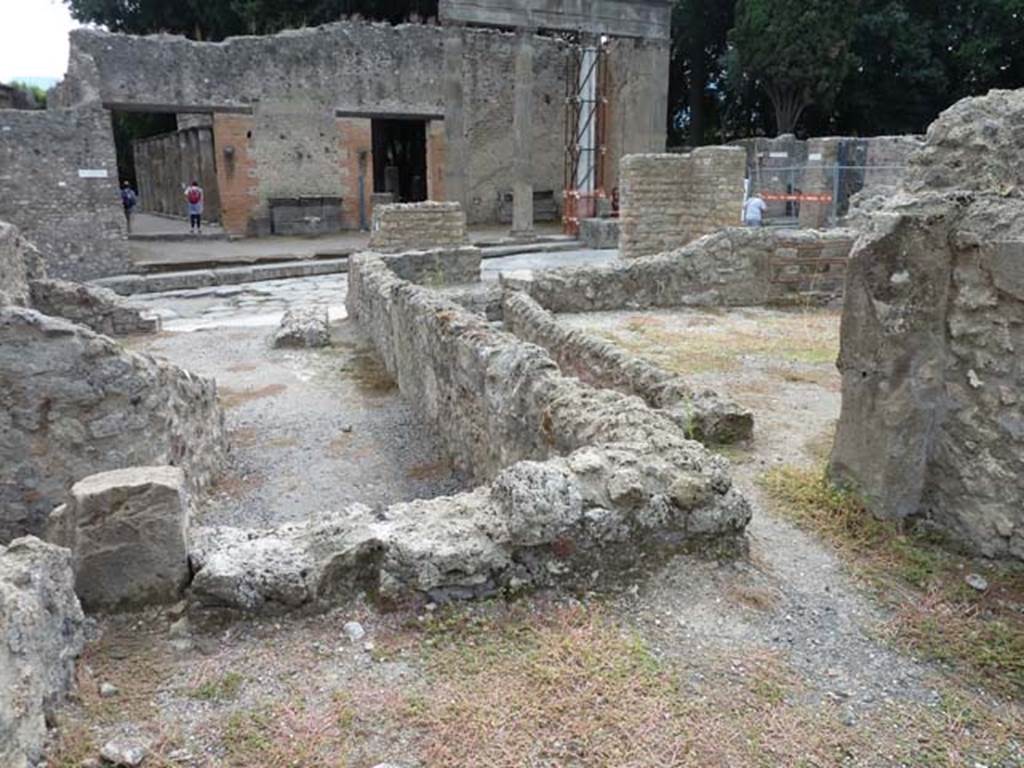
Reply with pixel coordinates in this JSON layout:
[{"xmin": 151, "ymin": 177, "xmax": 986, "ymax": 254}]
[
  {"xmin": 184, "ymin": 180, "xmax": 204, "ymax": 234},
  {"xmin": 743, "ymin": 192, "xmax": 767, "ymax": 227}
]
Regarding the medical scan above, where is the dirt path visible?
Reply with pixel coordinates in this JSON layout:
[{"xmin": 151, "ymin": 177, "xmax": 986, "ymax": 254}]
[{"xmin": 129, "ymin": 278, "xmax": 466, "ymax": 529}]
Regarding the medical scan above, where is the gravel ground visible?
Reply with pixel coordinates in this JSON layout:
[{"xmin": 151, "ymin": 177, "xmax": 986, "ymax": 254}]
[
  {"xmin": 128, "ymin": 275, "xmax": 466, "ymax": 528},
  {"xmin": 51, "ymin": 295, "xmax": 1020, "ymax": 766},
  {"xmin": 560, "ymin": 306, "xmax": 941, "ymax": 714}
]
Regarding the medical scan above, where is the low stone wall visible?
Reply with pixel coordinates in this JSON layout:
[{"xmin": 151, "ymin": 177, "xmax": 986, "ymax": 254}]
[
  {"xmin": 379, "ymin": 245, "xmax": 481, "ymax": 286},
  {"xmin": 1, "ymin": 536, "xmax": 85, "ymax": 768},
  {"xmin": 186, "ymin": 252, "xmax": 751, "ymax": 613},
  {"xmin": 829, "ymin": 88, "xmax": 1024, "ymax": 562},
  {"xmin": 509, "ymin": 227, "xmax": 855, "ymax": 314},
  {"xmin": 0, "ymin": 307, "xmax": 227, "ymax": 543},
  {"xmin": 502, "ymin": 290, "xmax": 753, "ymax": 444},
  {"xmin": 369, "ymin": 201, "xmax": 469, "ymax": 252},
  {"xmin": 619, "ymin": 147, "xmax": 746, "ymax": 259},
  {"xmin": 0, "ymin": 221, "xmax": 45, "ymax": 307},
  {"xmin": 29, "ymin": 279, "xmax": 160, "ymax": 336}
]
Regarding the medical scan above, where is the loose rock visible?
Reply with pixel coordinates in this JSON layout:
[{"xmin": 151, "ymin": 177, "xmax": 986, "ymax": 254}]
[
  {"xmin": 100, "ymin": 737, "xmax": 148, "ymax": 766},
  {"xmin": 271, "ymin": 306, "xmax": 330, "ymax": 348}
]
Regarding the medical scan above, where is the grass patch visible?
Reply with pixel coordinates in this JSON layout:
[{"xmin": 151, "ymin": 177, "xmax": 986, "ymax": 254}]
[
  {"xmin": 219, "ymin": 693, "xmax": 356, "ymax": 768},
  {"xmin": 761, "ymin": 465, "xmax": 1024, "ymax": 699},
  {"xmin": 190, "ymin": 671, "xmax": 245, "ymax": 702},
  {"xmin": 596, "ymin": 308, "xmax": 839, "ymax": 375}
]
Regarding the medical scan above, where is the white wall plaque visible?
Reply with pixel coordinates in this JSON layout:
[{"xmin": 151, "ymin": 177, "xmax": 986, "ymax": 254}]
[
  {"xmin": 77, "ymin": 169, "xmax": 109, "ymax": 178},
  {"xmin": 808, "ymin": 152, "xmax": 823, "ymax": 161},
  {"xmin": 768, "ymin": 152, "xmax": 789, "ymax": 158}
]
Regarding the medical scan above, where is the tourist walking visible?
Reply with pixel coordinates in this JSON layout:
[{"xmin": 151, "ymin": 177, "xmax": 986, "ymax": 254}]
[
  {"xmin": 184, "ymin": 180, "xmax": 204, "ymax": 234},
  {"xmin": 120, "ymin": 181, "xmax": 137, "ymax": 233}
]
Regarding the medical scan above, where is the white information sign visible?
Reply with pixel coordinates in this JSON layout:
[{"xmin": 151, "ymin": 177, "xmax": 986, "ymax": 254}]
[
  {"xmin": 768, "ymin": 152, "xmax": 789, "ymax": 158},
  {"xmin": 77, "ymin": 169, "xmax": 109, "ymax": 179}
]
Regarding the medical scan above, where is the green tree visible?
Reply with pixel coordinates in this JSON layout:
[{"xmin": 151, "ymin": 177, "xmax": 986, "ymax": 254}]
[
  {"xmin": 8, "ymin": 81, "xmax": 48, "ymax": 109},
  {"xmin": 667, "ymin": 0, "xmax": 735, "ymax": 146},
  {"xmin": 64, "ymin": 0, "xmax": 439, "ymax": 40},
  {"xmin": 728, "ymin": 0, "xmax": 859, "ymax": 135}
]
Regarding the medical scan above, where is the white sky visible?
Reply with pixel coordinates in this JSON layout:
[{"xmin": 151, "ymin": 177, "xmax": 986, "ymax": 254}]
[{"xmin": 0, "ymin": 0, "xmax": 83, "ymax": 83}]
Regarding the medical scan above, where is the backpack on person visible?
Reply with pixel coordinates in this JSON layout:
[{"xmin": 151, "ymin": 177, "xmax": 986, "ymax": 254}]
[{"xmin": 186, "ymin": 186, "xmax": 202, "ymax": 205}]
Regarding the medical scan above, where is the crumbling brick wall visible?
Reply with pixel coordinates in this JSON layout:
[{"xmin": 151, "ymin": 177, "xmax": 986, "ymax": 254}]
[
  {"xmin": 0, "ymin": 107, "xmax": 131, "ymax": 281},
  {"xmin": 619, "ymin": 147, "xmax": 746, "ymax": 258},
  {"xmin": 369, "ymin": 202, "xmax": 469, "ymax": 252}
]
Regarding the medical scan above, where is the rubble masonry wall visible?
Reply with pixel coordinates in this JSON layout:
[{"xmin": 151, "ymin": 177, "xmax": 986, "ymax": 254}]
[
  {"xmin": 830, "ymin": 88, "xmax": 1024, "ymax": 561},
  {"xmin": 0, "ymin": 107, "xmax": 131, "ymax": 281},
  {"xmin": 61, "ymin": 24, "xmax": 573, "ymax": 228},
  {"xmin": 619, "ymin": 147, "xmax": 746, "ymax": 258},
  {"xmin": 501, "ymin": 290, "xmax": 753, "ymax": 445},
  {"xmin": 0, "ymin": 307, "xmax": 227, "ymax": 543},
  {"xmin": 509, "ymin": 226, "xmax": 855, "ymax": 314}
]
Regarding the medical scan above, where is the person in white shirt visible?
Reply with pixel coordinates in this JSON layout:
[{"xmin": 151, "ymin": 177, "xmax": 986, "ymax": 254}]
[{"xmin": 743, "ymin": 193, "xmax": 767, "ymax": 227}]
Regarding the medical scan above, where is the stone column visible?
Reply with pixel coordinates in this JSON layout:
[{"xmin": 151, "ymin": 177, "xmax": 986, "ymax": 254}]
[
  {"xmin": 511, "ymin": 27, "xmax": 535, "ymax": 237},
  {"xmin": 443, "ymin": 25, "xmax": 468, "ymax": 213}
]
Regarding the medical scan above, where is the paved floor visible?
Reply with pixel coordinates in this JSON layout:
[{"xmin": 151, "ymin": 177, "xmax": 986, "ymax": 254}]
[{"xmin": 128, "ymin": 212, "xmax": 567, "ymax": 269}]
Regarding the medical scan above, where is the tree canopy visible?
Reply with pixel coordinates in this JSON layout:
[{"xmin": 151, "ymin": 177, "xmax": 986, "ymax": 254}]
[{"xmin": 63, "ymin": 0, "xmax": 1024, "ymax": 140}]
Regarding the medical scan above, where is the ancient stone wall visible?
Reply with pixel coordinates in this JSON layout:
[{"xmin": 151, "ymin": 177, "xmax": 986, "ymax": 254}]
[
  {"xmin": 0, "ymin": 536, "xmax": 84, "ymax": 768},
  {"xmin": 0, "ymin": 221, "xmax": 45, "ymax": 307},
  {"xmin": 830, "ymin": 88, "xmax": 1024, "ymax": 561},
  {"xmin": 0, "ymin": 307, "xmax": 227, "ymax": 543},
  {"xmin": 502, "ymin": 290, "xmax": 753, "ymax": 444},
  {"xmin": 379, "ymin": 246, "xmax": 481, "ymax": 286},
  {"xmin": 62, "ymin": 23, "xmax": 572, "ymax": 228},
  {"xmin": 133, "ymin": 126, "xmax": 221, "ymax": 221},
  {"xmin": 29, "ymin": 279, "xmax": 160, "ymax": 335},
  {"xmin": 347, "ymin": 251, "xmax": 740, "ymax": 481},
  {"xmin": 0, "ymin": 107, "xmax": 131, "ymax": 280},
  {"xmin": 619, "ymin": 147, "xmax": 746, "ymax": 258},
  {"xmin": 185, "ymin": 250, "xmax": 751, "ymax": 613},
  {"xmin": 509, "ymin": 227, "xmax": 855, "ymax": 314},
  {"xmin": 369, "ymin": 201, "xmax": 469, "ymax": 251}
]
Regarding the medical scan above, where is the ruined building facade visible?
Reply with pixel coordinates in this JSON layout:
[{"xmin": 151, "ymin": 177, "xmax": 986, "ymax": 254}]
[{"xmin": 0, "ymin": 3, "xmax": 671, "ymax": 280}]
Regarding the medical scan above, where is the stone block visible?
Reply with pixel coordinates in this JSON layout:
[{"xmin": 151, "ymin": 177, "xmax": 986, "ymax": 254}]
[
  {"xmin": 579, "ymin": 217, "xmax": 620, "ymax": 249},
  {"xmin": 271, "ymin": 307, "xmax": 331, "ymax": 348},
  {"xmin": 0, "ymin": 536, "xmax": 85, "ymax": 768},
  {"xmin": 49, "ymin": 466, "xmax": 191, "ymax": 610}
]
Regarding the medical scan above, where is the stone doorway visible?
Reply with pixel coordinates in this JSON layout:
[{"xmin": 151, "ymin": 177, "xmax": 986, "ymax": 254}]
[{"xmin": 371, "ymin": 118, "xmax": 428, "ymax": 203}]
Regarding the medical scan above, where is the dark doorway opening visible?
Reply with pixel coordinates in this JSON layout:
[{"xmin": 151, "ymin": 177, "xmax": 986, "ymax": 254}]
[{"xmin": 371, "ymin": 119, "xmax": 428, "ymax": 203}]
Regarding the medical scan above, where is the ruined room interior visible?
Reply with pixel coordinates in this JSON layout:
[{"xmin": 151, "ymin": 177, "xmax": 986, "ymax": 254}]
[{"xmin": 1, "ymin": 1, "xmax": 1023, "ymax": 766}]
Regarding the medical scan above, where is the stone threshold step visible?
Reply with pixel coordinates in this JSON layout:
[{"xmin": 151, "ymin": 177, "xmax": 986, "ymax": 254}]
[{"xmin": 97, "ymin": 239, "xmax": 583, "ymax": 295}]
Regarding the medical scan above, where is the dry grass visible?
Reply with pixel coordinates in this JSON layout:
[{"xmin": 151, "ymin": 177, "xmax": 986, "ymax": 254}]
[
  {"xmin": 219, "ymin": 383, "xmax": 288, "ymax": 409},
  {"xmin": 384, "ymin": 601, "xmax": 1022, "ymax": 767},
  {"xmin": 761, "ymin": 465, "xmax": 1024, "ymax": 700},
  {"xmin": 595, "ymin": 308, "xmax": 839, "ymax": 375},
  {"xmin": 218, "ymin": 692, "xmax": 357, "ymax": 768}
]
